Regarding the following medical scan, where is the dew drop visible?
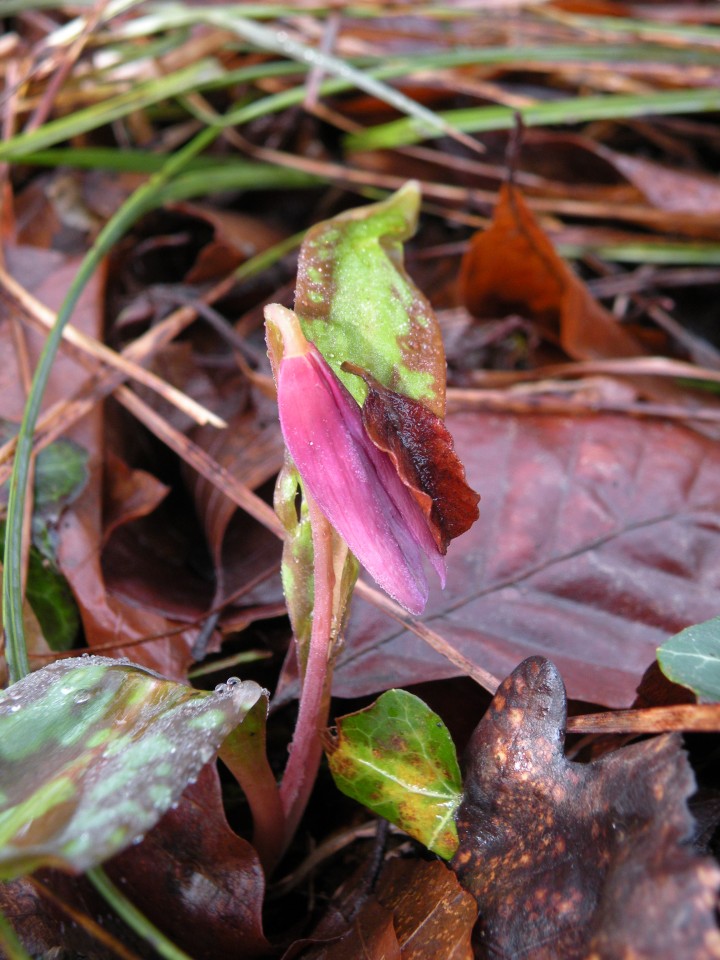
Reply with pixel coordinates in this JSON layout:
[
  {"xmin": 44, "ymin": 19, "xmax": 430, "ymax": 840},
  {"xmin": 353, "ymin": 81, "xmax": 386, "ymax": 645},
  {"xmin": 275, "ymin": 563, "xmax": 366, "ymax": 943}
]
[
  {"xmin": 9, "ymin": 704, "xmax": 21, "ymax": 713},
  {"xmin": 74, "ymin": 691, "xmax": 91, "ymax": 705},
  {"xmin": 226, "ymin": 677, "xmax": 240, "ymax": 687},
  {"xmin": 214, "ymin": 682, "xmax": 227, "ymax": 693}
]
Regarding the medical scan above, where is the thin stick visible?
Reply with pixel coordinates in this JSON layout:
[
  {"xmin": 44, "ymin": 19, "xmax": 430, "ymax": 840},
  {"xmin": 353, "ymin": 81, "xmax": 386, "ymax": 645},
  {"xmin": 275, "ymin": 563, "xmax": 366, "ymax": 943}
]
[
  {"xmin": 567, "ymin": 703, "xmax": 720, "ymax": 734},
  {"xmin": 354, "ymin": 580, "xmax": 501, "ymax": 694},
  {"xmin": 0, "ymin": 266, "xmax": 226, "ymax": 428},
  {"xmin": 115, "ymin": 385, "xmax": 283, "ymax": 537},
  {"xmin": 27, "ymin": 876, "xmax": 141, "ymax": 960}
]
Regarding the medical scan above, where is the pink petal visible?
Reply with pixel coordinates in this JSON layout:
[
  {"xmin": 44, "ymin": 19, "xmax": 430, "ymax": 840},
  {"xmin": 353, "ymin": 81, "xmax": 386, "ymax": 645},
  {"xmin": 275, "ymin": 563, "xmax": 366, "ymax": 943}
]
[{"xmin": 278, "ymin": 344, "xmax": 445, "ymax": 615}]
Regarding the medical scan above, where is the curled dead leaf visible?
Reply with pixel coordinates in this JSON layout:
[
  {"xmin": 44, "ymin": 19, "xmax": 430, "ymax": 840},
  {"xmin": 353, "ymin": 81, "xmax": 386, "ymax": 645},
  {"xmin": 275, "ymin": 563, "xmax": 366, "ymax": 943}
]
[
  {"xmin": 342, "ymin": 362, "xmax": 480, "ymax": 553},
  {"xmin": 452, "ymin": 657, "xmax": 720, "ymax": 960}
]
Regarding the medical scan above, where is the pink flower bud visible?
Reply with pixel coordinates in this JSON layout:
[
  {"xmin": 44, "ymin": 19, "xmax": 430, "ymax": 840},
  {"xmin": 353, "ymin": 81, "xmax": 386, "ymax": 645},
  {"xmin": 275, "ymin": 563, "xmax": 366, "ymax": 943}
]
[{"xmin": 266, "ymin": 305, "xmax": 445, "ymax": 615}]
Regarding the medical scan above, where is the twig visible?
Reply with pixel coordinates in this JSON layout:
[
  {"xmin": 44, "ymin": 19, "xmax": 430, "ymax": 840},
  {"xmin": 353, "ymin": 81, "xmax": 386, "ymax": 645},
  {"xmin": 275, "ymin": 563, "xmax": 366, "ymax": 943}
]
[{"xmin": 0, "ymin": 265, "xmax": 226, "ymax": 428}]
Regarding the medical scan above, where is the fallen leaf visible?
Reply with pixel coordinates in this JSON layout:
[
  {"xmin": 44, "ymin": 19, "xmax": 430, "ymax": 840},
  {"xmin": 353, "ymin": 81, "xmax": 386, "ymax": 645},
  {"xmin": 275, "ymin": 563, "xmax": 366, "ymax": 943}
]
[
  {"xmin": 375, "ymin": 860, "xmax": 476, "ymax": 960},
  {"xmin": 102, "ymin": 450, "xmax": 170, "ymax": 546},
  {"xmin": 329, "ymin": 409, "xmax": 720, "ymax": 708},
  {"xmin": 460, "ymin": 183, "xmax": 645, "ymax": 361},
  {"xmin": 170, "ymin": 201, "xmax": 285, "ymax": 284},
  {"xmin": 343, "ymin": 362, "xmax": 479, "ymax": 553},
  {"xmin": 300, "ymin": 902, "xmax": 401, "ymax": 960},
  {"xmin": 109, "ymin": 764, "xmax": 270, "ymax": 960},
  {"xmin": 452, "ymin": 657, "xmax": 720, "ymax": 960},
  {"xmin": 326, "ymin": 689, "xmax": 462, "ymax": 859},
  {"xmin": 658, "ymin": 615, "xmax": 720, "ymax": 703},
  {"xmin": 0, "ymin": 655, "xmax": 264, "ymax": 878},
  {"xmin": 293, "ymin": 859, "xmax": 475, "ymax": 960}
]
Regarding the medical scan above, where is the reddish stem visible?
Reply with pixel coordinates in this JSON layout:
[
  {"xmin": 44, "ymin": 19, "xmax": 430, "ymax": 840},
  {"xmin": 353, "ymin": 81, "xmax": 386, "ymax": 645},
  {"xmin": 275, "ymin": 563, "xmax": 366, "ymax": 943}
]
[{"xmin": 279, "ymin": 493, "xmax": 336, "ymax": 848}]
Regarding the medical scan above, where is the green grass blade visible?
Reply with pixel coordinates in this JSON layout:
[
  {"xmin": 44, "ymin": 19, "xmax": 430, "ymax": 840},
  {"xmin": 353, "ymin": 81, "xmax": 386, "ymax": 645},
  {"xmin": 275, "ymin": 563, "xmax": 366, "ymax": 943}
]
[
  {"xmin": 0, "ymin": 61, "xmax": 222, "ymax": 163},
  {"xmin": 346, "ymin": 88, "xmax": 720, "ymax": 151},
  {"xmin": 2, "ymin": 123, "xmax": 220, "ymax": 684},
  {"xmin": 0, "ymin": 910, "xmax": 32, "ymax": 960},
  {"xmin": 87, "ymin": 868, "xmax": 193, "ymax": 960}
]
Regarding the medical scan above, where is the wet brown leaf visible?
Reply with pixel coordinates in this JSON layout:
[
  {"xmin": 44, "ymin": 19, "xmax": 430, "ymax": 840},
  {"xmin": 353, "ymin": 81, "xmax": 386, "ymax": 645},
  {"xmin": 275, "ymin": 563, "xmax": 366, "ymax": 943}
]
[
  {"xmin": 452, "ymin": 657, "xmax": 720, "ymax": 960},
  {"xmin": 329, "ymin": 409, "xmax": 720, "ymax": 708},
  {"xmin": 102, "ymin": 450, "xmax": 170, "ymax": 546},
  {"xmin": 460, "ymin": 183, "xmax": 645, "ymax": 361},
  {"xmin": 293, "ymin": 860, "xmax": 475, "ymax": 960},
  {"xmin": 342, "ymin": 362, "xmax": 479, "ymax": 553},
  {"xmin": 109, "ymin": 764, "xmax": 270, "ymax": 960},
  {"xmin": 375, "ymin": 860, "xmax": 476, "ymax": 960}
]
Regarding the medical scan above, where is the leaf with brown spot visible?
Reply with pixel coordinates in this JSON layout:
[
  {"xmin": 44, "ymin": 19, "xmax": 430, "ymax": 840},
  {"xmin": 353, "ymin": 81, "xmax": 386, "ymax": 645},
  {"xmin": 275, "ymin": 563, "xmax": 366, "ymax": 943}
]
[
  {"xmin": 452, "ymin": 657, "xmax": 720, "ymax": 960},
  {"xmin": 460, "ymin": 183, "xmax": 645, "ymax": 361},
  {"xmin": 342, "ymin": 362, "xmax": 479, "ymax": 552}
]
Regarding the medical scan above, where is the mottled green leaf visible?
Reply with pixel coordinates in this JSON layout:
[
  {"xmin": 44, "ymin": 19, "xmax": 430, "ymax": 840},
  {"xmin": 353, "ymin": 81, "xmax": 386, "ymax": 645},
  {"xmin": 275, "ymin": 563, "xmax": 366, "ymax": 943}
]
[
  {"xmin": 0, "ymin": 656, "xmax": 264, "ymax": 878},
  {"xmin": 326, "ymin": 689, "xmax": 462, "ymax": 859},
  {"xmin": 294, "ymin": 182, "xmax": 446, "ymax": 416},
  {"xmin": 658, "ymin": 617, "xmax": 720, "ymax": 702}
]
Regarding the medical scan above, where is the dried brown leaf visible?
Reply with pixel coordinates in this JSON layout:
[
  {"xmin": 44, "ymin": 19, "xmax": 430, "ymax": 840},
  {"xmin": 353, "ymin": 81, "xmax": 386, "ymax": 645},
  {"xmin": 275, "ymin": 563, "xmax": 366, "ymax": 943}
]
[
  {"xmin": 452, "ymin": 657, "xmax": 720, "ymax": 960},
  {"xmin": 329, "ymin": 409, "xmax": 720, "ymax": 708},
  {"xmin": 460, "ymin": 183, "xmax": 645, "ymax": 361},
  {"xmin": 343, "ymin": 362, "xmax": 479, "ymax": 553},
  {"xmin": 109, "ymin": 764, "xmax": 270, "ymax": 960}
]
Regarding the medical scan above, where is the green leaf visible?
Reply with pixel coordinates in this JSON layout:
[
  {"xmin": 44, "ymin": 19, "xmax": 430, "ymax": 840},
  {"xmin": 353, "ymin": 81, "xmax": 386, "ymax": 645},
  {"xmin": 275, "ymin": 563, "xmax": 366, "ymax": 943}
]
[
  {"xmin": 658, "ymin": 617, "xmax": 720, "ymax": 702},
  {"xmin": 294, "ymin": 182, "xmax": 446, "ymax": 416},
  {"xmin": 24, "ymin": 548, "xmax": 79, "ymax": 651},
  {"xmin": 0, "ymin": 656, "xmax": 264, "ymax": 878},
  {"xmin": 0, "ymin": 525, "xmax": 79, "ymax": 652},
  {"xmin": 0, "ymin": 435, "xmax": 87, "ymax": 651},
  {"xmin": 32, "ymin": 438, "xmax": 88, "ymax": 513},
  {"xmin": 326, "ymin": 689, "xmax": 462, "ymax": 859}
]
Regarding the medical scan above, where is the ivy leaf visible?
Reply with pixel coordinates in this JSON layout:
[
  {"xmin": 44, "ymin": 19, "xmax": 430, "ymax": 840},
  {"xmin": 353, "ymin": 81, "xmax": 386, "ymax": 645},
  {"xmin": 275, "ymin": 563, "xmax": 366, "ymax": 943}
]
[
  {"xmin": 325, "ymin": 689, "xmax": 462, "ymax": 859},
  {"xmin": 0, "ymin": 656, "xmax": 264, "ymax": 879},
  {"xmin": 658, "ymin": 616, "xmax": 720, "ymax": 702},
  {"xmin": 294, "ymin": 182, "xmax": 446, "ymax": 416}
]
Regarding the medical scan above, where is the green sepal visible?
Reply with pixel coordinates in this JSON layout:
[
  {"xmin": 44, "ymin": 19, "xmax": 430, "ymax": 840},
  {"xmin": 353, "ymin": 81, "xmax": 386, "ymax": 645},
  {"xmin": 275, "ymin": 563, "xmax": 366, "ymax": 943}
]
[
  {"xmin": 326, "ymin": 689, "xmax": 462, "ymax": 859},
  {"xmin": 274, "ymin": 457, "xmax": 314, "ymax": 669},
  {"xmin": 295, "ymin": 182, "xmax": 446, "ymax": 416}
]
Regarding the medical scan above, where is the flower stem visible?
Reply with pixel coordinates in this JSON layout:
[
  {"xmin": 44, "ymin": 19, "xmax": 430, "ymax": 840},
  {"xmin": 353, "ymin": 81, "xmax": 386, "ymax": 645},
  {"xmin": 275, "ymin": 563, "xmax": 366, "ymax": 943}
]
[{"xmin": 279, "ymin": 492, "xmax": 336, "ymax": 848}]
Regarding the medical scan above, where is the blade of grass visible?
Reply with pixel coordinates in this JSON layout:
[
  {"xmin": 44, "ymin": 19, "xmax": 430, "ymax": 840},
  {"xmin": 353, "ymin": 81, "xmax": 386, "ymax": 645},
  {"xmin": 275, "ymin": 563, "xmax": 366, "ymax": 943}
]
[
  {"xmin": 170, "ymin": 10, "xmax": 483, "ymax": 155},
  {"xmin": 558, "ymin": 241, "xmax": 720, "ymax": 266},
  {"xmin": 345, "ymin": 87, "xmax": 720, "ymax": 152},
  {"xmin": 0, "ymin": 60, "xmax": 222, "ymax": 163},
  {"xmin": 543, "ymin": 11, "xmax": 720, "ymax": 45},
  {"xmin": 86, "ymin": 868, "xmax": 193, "ymax": 960},
  {"xmin": 0, "ymin": 910, "xmax": 32, "ymax": 960},
  {"xmin": 2, "ymin": 122, "xmax": 220, "ymax": 684}
]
